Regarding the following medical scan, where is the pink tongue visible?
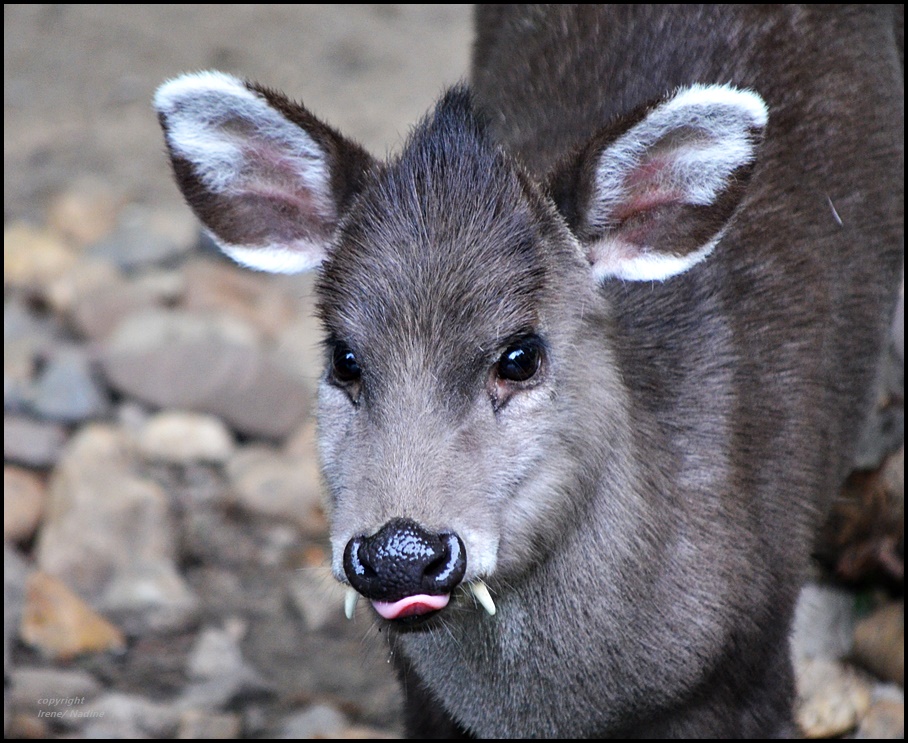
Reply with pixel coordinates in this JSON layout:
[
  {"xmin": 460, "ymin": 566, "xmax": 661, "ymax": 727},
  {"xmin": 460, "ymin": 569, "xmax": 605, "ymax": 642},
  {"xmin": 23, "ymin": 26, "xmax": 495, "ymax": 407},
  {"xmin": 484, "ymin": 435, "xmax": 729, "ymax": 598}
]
[{"xmin": 372, "ymin": 594, "xmax": 450, "ymax": 620}]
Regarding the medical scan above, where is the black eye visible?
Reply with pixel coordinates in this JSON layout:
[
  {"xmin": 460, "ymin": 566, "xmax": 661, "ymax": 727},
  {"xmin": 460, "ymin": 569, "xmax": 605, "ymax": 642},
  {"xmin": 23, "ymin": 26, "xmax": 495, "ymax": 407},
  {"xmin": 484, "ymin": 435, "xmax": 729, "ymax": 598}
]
[
  {"xmin": 497, "ymin": 337, "xmax": 543, "ymax": 383},
  {"xmin": 331, "ymin": 342, "xmax": 361, "ymax": 384}
]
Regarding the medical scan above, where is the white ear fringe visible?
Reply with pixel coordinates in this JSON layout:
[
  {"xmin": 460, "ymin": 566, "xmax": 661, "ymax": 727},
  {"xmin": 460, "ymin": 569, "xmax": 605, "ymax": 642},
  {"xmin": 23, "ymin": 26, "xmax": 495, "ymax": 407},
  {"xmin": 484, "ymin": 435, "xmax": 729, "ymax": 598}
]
[{"xmin": 588, "ymin": 84, "xmax": 766, "ymax": 282}]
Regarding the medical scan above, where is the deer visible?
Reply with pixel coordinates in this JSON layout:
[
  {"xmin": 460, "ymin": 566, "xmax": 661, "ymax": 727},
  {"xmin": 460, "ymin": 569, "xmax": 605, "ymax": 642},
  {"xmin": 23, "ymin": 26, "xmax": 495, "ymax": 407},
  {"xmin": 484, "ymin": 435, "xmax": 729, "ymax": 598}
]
[{"xmin": 154, "ymin": 5, "xmax": 904, "ymax": 737}]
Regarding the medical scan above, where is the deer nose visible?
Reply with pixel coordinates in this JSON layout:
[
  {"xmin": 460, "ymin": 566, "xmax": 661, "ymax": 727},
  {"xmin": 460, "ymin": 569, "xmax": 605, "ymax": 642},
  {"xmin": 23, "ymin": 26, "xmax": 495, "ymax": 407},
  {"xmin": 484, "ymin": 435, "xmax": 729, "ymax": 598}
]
[{"xmin": 343, "ymin": 518, "xmax": 466, "ymax": 602}]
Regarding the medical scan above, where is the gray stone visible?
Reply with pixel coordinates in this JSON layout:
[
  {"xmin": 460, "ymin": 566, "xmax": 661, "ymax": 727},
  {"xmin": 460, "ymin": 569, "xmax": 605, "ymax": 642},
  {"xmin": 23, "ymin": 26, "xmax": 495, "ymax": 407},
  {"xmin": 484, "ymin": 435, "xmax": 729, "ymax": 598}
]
[
  {"xmin": 45, "ymin": 258, "xmax": 122, "ymax": 318},
  {"xmin": 35, "ymin": 424, "xmax": 197, "ymax": 633},
  {"xmin": 4, "ymin": 223, "xmax": 77, "ymax": 291},
  {"xmin": 100, "ymin": 308, "xmax": 309, "ymax": 438},
  {"xmin": 4, "ymin": 545, "xmax": 29, "ymax": 677},
  {"xmin": 795, "ymin": 657, "xmax": 873, "ymax": 738},
  {"xmin": 226, "ymin": 445, "xmax": 324, "ymax": 535},
  {"xmin": 9, "ymin": 666, "xmax": 101, "ymax": 724},
  {"xmin": 791, "ymin": 582, "xmax": 860, "ymax": 661},
  {"xmin": 4, "ymin": 295, "xmax": 62, "ymax": 349},
  {"xmin": 187, "ymin": 624, "xmax": 247, "ymax": 681},
  {"xmin": 3, "ymin": 466, "xmax": 46, "ymax": 543},
  {"xmin": 87, "ymin": 204, "xmax": 196, "ymax": 271},
  {"xmin": 180, "ymin": 623, "xmax": 271, "ymax": 711},
  {"xmin": 27, "ymin": 345, "xmax": 110, "ymax": 422},
  {"xmin": 279, "ymin": 703, "xmax": 349, "ymax": 739},
  {"xmin": 272, "ymin": 316, "xmax": 325, "ymax": 393},
  {"xmin": 3, "ymin": 414, "xmax": 67, "ymax": 467},
  {"xmin": 80, "ymin": 692, "xmax": 182, "ymax": 738},
  {"xmin": 46, "ymin": 176, "xmax": 119, "ymax": 247},
  {"xmin": 856, "ymin": 686, "xmax": 905, "ymax": 740},
  {"xmin": 176, "ymin": 709, "xmax": 242, "ymax": 739},
  {"xmin": 856, "ymin": 699, "xmax": 905, "ymax": 740},
  {"xmin": 70, "ymin": 274, "xmax": 164, "ymax": 341},
  {"xmin": 182, "ymin": 258, "xmax": 299, "ymax": 338},
  {"xmin": 851, "ymin": 602, "xmax": 904, "ymax": 686},
  {"xmin": 137, "ymin": 411, "xmax": 235, "ymax": 465},
  {"xmin": 4, "ymin": 296, "xmax": 64, "ymax": 414},
  {"xmin": 288, "ymin": 566, "xmax": 348, "ymax": 632}
]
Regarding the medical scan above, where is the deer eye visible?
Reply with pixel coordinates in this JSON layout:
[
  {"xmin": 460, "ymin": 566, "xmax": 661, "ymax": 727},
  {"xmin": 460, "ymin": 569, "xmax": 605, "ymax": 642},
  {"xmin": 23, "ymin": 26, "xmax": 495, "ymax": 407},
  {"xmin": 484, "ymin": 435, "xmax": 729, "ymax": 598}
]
[
  {"xmin": 496, "ymin": 336, "xmax": 544, "ymax": 383},
  {"xmin": 330, "ymin": 341, "xmax": 361, "ymax": 385}
]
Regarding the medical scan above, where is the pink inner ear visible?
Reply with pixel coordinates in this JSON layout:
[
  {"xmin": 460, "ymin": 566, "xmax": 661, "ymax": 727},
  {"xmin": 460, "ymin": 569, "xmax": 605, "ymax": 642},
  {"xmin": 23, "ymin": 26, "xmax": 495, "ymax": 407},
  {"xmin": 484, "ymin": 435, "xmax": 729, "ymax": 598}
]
[
  {"xmin": 613, "ymin": 156, "xmax": 684, "ymax": 224},
  {"xmin": 225, "ymin": 133, "xmax": 335, "ymax": 229}
]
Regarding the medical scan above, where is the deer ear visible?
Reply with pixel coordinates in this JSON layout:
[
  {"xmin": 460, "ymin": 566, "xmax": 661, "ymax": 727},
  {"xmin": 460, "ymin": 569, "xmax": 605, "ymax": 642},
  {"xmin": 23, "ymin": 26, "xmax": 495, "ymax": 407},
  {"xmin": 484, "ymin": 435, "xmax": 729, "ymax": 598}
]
[
  {"xmin": 550, "ymin": 84, "xmax": 767, "ymax": 282},
  {"xmin": 154, "ymin": 72, "xmax": 374, "ymax": 273}
]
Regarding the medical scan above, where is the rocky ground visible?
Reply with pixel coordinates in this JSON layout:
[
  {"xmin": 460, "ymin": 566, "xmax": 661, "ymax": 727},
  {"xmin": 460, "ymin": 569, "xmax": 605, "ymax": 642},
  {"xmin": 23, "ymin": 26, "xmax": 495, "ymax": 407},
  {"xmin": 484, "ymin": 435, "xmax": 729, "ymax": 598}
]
[{"xmin": 4, "ymin": 5, "xmax": 904, "ymax": 739}]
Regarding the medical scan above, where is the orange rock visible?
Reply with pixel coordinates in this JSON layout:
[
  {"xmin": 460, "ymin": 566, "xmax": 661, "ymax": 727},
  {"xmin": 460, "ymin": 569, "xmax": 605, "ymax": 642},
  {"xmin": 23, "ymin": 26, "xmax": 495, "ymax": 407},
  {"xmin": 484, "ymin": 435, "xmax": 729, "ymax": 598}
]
[{"xmin": 20, "ymin": 571, "xmax": 126, "ymax": 660}]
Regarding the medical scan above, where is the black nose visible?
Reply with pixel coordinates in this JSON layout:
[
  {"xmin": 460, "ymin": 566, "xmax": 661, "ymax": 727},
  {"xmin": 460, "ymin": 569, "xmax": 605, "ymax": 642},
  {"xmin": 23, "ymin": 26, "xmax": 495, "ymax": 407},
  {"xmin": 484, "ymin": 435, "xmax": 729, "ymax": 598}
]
[{"xmin": 343, "ymin": 518, "xmax": 466, "ymax": 601}]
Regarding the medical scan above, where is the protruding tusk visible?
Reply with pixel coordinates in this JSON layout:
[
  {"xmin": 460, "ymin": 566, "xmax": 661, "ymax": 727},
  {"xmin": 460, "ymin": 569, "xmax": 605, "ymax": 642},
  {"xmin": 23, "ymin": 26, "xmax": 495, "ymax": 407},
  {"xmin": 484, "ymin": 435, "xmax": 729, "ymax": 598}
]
[
  {"xmin": 344, "ymin": 587, "xmax": 359, "ymax": 620},
  {"xmin": 470, "ymin": 579, "xmax": 496, "ymax": 616}
]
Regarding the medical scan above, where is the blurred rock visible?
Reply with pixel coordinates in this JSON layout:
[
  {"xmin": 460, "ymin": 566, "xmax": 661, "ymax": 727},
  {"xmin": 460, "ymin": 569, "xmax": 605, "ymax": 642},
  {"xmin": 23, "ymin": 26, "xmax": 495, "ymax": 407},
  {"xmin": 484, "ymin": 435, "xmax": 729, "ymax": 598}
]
[
  {"xmin": 4, "ymin": 545, "xmax": 29, "ymax": 676},
  {"xmin": 69, "ymin": 271, "xmax": 165, "ymax": 341},
  {"xmin": 5, "ymin": 296, "xmax": 65, "ymax": 415},
  {"xmin": 100, "ymin": 308, "xmax": 309, "ymax": 438},
  {"xmin": 856, "ymin": 689, "xmax": 905, "ymax": 740},
  {"xmin": 36, "ymin": 424, "xmax": 197, "ymax": 633},
  {"xmin": 9, "ymin": 666, "xmax": 102, "ymax": 722},
  {"xmin": 27, "ymin": 345, "xmax": 111, "ymax": 422},
  {"xmin": 821, "ymin": 447, "xmax": 904, "ymax": 589},
  {"xmin": 340, "ymin": 724, "xmax": 402, "ymax": 739},
  {"xmin": 796, "ymin": 657, "xmax": 873, "ymax": 738},
  {"xmin": 138, "ymin": 411, "xmax": 235, "ymax": 465},
  {"xmin": 857, "ymin": 700, "xmax": 905, "ymax": 739},
  {"xmin": 20, "ymin": 571, "xmax": 126, "ymax": 660},
  {"xmin": 177, "ymin": 709, "xmax": 242, "ymax": 739},
  {"xmin": 288, "ymin": 565, "xmax": 348, "ymax": 632},
  {"xmin": 115, "ymin": 398, "xmax": 154, "ymax": 434},
  {"xmin": 180, "ymin": 622, "xmax": 271, "ymax": 711},
  {"xmin": 87, "ymin": 204, "xmax": 196, "ymax": 271},
  {"xmin": 4, "ymin": 222, "xmax": 78, "ymax": 291},
  {"xmin": 3, "ymin": 466, "xmax": 46, "ymax": 543},
  {"xmin": 46, "ymin": 177, "xmax": 120, "ymax": 247},
  {"xmin": 791, "ymin": 582, "xmax": 859, "ymax": 661},
  {"xmin": 273, "ymin": 316, "xmax": 325, "ymax": 395},
  {"xmin": 279, "ymin": 703, "xmax": 349, "ymax": 739},
  {"xmin": 851, "ymin": 601, "xmax": 904, "ymax": 686},
  {"xmin": 80, "ymin": 692, "xmax": 182, "ymax": 738},
  {"xmin": 226, "ymin": 444, "xmax": 324, "ymax": 536},
  {"xmin": 258, "ymin": 523, "xmax": 304, "ymax": 568},
  {"xmin": 186, "ymin": 622, "xmax": 247, "ymax": 681},
  {"xmin": 45, "ymin": 257, "xmax": 122, "ymax": 318},
  {"xmin": 3, "ymin": 414, "xmax": 67, "ymax": 468},
  {"xmin": 131, "ymin": 266, "xmax": 186, "ymax": 303},
  {"xmin": 183, "ymin": 258, "xmax": 298, "ymax": 339},
  {"xmin": 5, "ymin": 294, "xmax": 63, "ymax": 362},
  {"xmin": 180, "ymin": 508, "xmax": 262, "ymax": 572}
]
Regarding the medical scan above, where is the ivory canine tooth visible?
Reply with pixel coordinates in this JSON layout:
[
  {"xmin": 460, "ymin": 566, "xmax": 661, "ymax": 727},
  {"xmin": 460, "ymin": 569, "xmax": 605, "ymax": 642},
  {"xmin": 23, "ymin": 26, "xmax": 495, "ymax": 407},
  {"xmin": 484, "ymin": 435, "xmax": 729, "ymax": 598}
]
[
  {"xmin": 470, "ymin": 580, "xmax": 496, "ymax": 616},
  {"xmin": 344, "ymin": 587, "xmax": 359, "ymax": 620}
]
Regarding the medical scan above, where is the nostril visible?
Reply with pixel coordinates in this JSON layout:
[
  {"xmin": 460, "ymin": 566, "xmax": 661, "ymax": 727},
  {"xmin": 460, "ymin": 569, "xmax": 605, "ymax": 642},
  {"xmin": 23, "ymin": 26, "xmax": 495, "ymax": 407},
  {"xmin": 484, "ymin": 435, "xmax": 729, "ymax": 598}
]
[
  {"xmin": 425, "ymin": 554, "xmax": 447, "ymax": 577},
  {"xmin": 344, "ymin": 536, "xmax": 371, "ymax": 578},
  {"xmin": 426, "ymin": 533, "xmax": 464, "ymax": 586},
  {"xmin": 342, "ymin": 519, "xmax": 467, "ymax": 602}
]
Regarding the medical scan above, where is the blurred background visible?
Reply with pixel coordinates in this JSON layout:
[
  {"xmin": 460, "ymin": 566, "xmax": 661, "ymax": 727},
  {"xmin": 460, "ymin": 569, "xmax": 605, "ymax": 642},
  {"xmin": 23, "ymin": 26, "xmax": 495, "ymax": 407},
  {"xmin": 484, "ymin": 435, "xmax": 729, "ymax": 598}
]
[{"xmin": 4, "ymin": 4, "xmax": 902, "ymax": 739}]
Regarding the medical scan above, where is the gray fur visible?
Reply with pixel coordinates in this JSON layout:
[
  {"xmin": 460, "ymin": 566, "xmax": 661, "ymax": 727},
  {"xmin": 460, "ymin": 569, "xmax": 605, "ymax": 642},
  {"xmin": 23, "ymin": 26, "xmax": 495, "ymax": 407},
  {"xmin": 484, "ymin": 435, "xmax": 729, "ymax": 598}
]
[{"xmin": 156, "ymin": 5, "xmax": 904, "ymax": 737}]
